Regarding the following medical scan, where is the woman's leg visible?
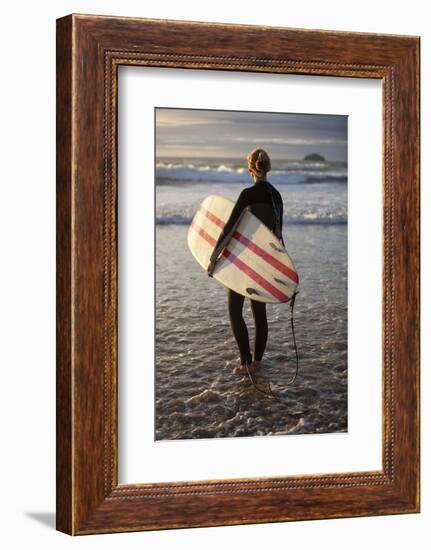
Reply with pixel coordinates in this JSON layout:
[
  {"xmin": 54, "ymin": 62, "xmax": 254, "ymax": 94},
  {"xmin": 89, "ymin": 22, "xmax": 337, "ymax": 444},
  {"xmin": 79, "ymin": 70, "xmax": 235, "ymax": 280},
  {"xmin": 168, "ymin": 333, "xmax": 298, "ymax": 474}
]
[
  {"xmin": 251, "ymin": 299, "xmax": 268, "ymax": 362},
  {"xmin": 228, "ymin": 289, "xmax": 252, "ymax": 366}
]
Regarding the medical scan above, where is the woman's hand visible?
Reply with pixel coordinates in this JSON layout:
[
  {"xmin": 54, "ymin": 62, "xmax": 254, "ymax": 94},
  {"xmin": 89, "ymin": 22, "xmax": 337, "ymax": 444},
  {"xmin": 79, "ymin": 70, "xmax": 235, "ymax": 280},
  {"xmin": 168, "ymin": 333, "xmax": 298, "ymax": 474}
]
[{"xmin": 207, "ymin": 258, "xmax": 216, "ymax": 277}]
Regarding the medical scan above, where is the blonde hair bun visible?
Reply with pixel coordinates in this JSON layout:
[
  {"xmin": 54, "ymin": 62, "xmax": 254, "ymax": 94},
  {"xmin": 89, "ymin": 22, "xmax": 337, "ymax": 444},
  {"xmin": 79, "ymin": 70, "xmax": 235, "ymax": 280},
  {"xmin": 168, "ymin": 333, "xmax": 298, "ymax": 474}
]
[{"xmin": 247, "ymin": 148, "xmax": 271, "ymax": 178}]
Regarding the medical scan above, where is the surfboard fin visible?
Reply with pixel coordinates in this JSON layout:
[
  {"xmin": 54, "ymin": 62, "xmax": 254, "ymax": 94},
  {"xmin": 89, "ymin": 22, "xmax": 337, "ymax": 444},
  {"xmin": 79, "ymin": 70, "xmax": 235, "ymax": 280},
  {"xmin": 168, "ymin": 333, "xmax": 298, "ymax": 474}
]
[
  {"xmin": 246, "ymin": 287, "xmax": 260, "ymax": 296},
  {"xmin": 269, "ymin": 242, "xmax": 285, "ymax": 253}
]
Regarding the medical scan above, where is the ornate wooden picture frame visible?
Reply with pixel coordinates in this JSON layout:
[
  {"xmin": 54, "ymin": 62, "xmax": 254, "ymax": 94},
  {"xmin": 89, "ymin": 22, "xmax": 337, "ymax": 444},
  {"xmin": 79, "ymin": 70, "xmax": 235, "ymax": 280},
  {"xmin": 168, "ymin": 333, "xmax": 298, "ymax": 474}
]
[{"xmin": 56, "ymin": 14, "xmax": 420, "ymax": 535}]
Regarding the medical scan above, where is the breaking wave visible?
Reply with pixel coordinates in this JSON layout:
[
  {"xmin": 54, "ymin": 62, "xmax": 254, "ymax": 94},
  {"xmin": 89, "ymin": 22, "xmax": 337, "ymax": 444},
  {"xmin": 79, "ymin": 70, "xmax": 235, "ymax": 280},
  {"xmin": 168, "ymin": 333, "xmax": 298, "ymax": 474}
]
[
  {"xmin": 156, "ymin": 161, "xmax": 347, "ymax": 185},
  {"xmin": 156, "ymin": 211, "xmax": 347, "ymax": 226}
]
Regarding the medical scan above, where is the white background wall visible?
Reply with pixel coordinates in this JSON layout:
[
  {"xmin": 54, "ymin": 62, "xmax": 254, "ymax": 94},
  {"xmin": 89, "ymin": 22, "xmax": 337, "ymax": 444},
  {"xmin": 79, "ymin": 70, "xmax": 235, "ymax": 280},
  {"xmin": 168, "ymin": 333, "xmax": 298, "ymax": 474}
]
[{"xmin": 0, "ymin": 0, "xmax": 427, "ymax": 547}]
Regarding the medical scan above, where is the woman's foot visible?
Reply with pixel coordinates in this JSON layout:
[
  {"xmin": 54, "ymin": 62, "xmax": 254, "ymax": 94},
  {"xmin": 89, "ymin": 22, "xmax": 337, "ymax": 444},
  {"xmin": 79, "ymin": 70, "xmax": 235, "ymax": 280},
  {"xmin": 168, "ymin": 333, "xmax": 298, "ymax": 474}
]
[
  {"xmin": 233, "ymin": 363, "xmax": 251, "ymax": 375},
  {"xmin": 251, "ymin": 359, "xmax": 262, "ymax": 374},
  {"xmin": 233, "ymin": 360, "xmax": 261, "ymax": 376}
]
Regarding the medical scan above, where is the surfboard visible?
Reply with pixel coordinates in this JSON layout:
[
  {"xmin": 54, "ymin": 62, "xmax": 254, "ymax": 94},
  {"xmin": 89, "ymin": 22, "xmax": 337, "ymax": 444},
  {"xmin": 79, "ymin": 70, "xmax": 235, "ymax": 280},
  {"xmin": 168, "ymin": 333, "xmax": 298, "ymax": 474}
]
[{"xmin": 187, "ymin": 194, "xmax": 299, "ymax": 304}]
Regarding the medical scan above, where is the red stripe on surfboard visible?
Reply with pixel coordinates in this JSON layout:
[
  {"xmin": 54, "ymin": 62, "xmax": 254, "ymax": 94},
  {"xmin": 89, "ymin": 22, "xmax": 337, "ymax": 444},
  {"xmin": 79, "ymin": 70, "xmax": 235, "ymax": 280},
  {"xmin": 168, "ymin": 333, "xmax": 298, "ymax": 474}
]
[
  {"xmin": 222, "ymin": 250, "xmax": 290, "ymax": 302},
  {"xmin": 190, "ymin": 220, "xmax": 290, "ymax": 303},
  {"xmin": 191, "ymin": 220, "xmax": 217, "ymax": 247},
  {"xmin": 201, "ymin": 206, "xmax": 224, "ymax": 229},
  {"xmin": 199, "ymin": 205, "xmax": 299, "ymax": 284}
]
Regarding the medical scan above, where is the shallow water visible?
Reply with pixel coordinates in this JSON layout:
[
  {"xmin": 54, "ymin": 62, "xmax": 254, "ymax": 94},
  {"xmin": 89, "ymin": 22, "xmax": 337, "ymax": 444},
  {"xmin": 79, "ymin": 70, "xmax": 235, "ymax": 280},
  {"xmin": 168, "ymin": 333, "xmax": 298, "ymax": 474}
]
[{"xmin": 155, "ymin": 220, "xmax": 347, "ymax": 440}]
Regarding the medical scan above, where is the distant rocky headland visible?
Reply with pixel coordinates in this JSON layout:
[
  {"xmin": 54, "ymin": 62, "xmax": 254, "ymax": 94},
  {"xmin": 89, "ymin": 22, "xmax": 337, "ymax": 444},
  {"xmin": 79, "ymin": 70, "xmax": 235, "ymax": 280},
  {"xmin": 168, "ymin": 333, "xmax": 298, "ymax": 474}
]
[{"xmin": 303, "ymin": 153, "xmax": 326, "ymax": 162}]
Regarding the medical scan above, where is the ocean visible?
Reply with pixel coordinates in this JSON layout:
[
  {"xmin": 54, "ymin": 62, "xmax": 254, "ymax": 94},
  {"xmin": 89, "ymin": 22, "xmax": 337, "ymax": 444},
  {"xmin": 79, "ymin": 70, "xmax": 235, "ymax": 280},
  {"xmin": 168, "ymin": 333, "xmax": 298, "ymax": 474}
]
[{"xmin": 155, "ymin": 157, "xmax": 348, "ymax": 440}]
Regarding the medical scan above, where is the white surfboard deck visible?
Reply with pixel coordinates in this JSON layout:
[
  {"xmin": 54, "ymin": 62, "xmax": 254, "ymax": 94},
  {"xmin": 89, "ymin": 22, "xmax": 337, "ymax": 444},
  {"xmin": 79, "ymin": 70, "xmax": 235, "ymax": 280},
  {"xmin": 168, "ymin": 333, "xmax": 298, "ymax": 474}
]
[{"xmin": 187, "ymin": 194, "xmax": 299, "ymax": 304}]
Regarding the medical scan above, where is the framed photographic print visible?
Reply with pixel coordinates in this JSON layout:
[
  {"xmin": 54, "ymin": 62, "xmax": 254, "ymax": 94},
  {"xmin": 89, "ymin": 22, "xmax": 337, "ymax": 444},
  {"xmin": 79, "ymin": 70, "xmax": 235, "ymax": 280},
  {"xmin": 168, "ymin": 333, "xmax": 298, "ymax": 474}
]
[{"xmin": 56, "ymin": 14, "xmax": 420, "ymax": 535}]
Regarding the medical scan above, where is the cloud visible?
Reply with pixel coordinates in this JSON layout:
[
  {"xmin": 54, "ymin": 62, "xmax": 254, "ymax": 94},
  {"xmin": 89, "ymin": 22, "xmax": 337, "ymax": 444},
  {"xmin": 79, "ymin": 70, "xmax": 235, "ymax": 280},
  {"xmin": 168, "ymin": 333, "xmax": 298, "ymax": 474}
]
[
  {"xmin": 231, "ymin": 137, "xmax": 347, "ymax": 145},
  {"xmin": 156, "ymin": 109, "xmax": 235, "ymax": 128},
  {"xmin": 155, "ymin": 108, "xmax": 348, "ymax": 161}
]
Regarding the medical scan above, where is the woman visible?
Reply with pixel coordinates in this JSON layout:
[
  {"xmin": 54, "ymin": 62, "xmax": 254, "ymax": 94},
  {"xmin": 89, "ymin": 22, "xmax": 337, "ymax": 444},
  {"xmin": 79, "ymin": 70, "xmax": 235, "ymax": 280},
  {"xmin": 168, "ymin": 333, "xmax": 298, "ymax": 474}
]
[{"xmin": 207, "ymin": 148, "xmax": 285, "ymax": 376}]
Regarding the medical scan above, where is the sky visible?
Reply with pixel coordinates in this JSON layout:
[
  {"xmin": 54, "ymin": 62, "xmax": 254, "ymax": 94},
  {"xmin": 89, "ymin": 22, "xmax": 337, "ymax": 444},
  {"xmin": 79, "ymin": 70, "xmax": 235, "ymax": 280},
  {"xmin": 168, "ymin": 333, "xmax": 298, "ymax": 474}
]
[{"xmin": 155, "ymin": 108, "xmax": 347, "ymax": 162}]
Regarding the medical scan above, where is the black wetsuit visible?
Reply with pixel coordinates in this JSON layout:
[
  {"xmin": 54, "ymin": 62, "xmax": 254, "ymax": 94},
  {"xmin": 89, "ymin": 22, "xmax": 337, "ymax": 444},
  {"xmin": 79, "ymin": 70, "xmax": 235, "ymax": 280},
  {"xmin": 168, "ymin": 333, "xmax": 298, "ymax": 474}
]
[{"xmin": 210, "ymin": 179, "xmax": 284, "ymax": 366}]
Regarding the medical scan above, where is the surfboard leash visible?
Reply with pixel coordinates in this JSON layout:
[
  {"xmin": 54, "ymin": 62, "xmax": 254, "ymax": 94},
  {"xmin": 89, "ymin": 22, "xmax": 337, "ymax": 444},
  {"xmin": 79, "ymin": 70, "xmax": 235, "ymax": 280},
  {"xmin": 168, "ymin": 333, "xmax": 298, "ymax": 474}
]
[
  {"xmin": 284, "ymin": 290, "xmax": 300, "ymax": 386},
  {"xmin": 245, "ymin": 291, "xmax": 300, "ymax": 401},
  {"xmin": 244, "ymin": 362, "xmax": 278, "ymax": 400}
]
